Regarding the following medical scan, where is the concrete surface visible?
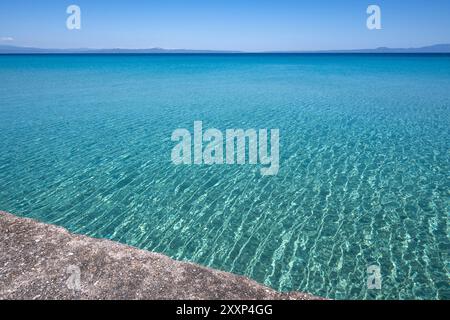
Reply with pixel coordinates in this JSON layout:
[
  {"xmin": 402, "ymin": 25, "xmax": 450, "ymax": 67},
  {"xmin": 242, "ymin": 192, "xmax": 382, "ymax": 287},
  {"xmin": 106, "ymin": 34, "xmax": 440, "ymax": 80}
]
[{"xmin": 0, "ymin": 211, "xmax": 323, "ymax": 300}]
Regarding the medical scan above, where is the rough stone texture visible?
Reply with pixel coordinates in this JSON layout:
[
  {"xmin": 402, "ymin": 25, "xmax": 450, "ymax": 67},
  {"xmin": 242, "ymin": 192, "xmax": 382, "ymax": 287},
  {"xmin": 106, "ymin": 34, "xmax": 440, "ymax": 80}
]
[{"xmin": 0, "ymin": 211, "xmax": 323, "ymax": 300}]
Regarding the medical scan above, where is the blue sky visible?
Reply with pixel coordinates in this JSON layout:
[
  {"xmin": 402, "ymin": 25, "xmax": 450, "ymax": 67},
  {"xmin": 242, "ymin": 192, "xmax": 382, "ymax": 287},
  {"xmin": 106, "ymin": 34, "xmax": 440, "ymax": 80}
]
[{"xmin": 0, "ymin": 0, "xmax": 449, "ymax": 51}]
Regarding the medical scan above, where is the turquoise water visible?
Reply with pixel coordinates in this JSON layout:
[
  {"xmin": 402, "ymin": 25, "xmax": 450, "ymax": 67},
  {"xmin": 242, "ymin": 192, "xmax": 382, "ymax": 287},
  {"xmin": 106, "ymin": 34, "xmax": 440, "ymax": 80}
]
[{"xmin": 0, "ymin": 54, "xmax": 449, "ymax": 299}]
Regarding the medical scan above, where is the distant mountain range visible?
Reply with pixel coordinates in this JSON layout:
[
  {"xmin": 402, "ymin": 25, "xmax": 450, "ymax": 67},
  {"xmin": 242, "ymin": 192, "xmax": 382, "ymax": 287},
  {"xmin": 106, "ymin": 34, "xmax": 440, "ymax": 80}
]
[
  {"xmin": 1, "ymin": 44, "xmax": 450, "ymax": 54},
  {"xmin": 0, "ymin": 45, "xmax": 240, "ymax": 54},
  {"xmin": 312, "ymin": 44, "xmax": 450, "ymax": 53}
]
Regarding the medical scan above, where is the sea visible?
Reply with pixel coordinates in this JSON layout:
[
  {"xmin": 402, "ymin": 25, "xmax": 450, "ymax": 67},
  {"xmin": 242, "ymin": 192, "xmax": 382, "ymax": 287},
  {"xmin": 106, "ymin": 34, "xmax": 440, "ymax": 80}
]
[{"xmin": 0, "ymin": 54, "xmax": 449, "ymax": 299}]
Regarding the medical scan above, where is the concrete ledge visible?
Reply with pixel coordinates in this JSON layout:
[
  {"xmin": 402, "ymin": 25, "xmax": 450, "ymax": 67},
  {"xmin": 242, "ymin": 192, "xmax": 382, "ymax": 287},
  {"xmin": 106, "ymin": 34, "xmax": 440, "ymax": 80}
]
[{"xmin": 0, "ymin": 211, "xmax": 323, "ymax": 300}]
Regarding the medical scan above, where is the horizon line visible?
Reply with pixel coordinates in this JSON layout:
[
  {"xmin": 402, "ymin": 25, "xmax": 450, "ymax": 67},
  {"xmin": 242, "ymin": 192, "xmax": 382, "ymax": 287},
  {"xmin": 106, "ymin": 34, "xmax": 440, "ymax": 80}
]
[{"xmin": 1, "ymin": 43, "xmax": 450, "ymax": 54}]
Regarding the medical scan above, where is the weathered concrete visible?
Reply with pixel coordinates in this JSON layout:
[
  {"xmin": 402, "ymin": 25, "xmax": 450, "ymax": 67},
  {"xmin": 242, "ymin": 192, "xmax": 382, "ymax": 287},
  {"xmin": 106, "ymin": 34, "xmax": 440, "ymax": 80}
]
[{"xmin": 0, "ymin": 211, "xmax": 323, "ymax": 300}]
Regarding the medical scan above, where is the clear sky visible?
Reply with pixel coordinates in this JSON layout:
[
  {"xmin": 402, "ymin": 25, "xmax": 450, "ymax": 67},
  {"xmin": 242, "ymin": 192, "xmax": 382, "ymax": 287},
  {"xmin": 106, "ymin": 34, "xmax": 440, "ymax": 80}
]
[{"xmin": 1, "ymin": 0, "xmax": 449, "ymax": 51}]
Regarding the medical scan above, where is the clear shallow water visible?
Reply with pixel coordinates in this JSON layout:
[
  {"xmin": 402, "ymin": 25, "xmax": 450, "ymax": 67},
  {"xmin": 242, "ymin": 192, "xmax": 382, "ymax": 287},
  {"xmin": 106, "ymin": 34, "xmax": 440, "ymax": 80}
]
[{"xmin": 0, "ymin": 54, "xmax": 449, "ymax": 299}]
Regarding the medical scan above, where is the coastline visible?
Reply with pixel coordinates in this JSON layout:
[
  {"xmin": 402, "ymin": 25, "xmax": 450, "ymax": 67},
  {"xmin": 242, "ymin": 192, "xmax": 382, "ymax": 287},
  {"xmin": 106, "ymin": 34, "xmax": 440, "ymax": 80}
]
[{"xmin": 0, "ymin": 211, "xmax": 323, "ymax": 300}]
